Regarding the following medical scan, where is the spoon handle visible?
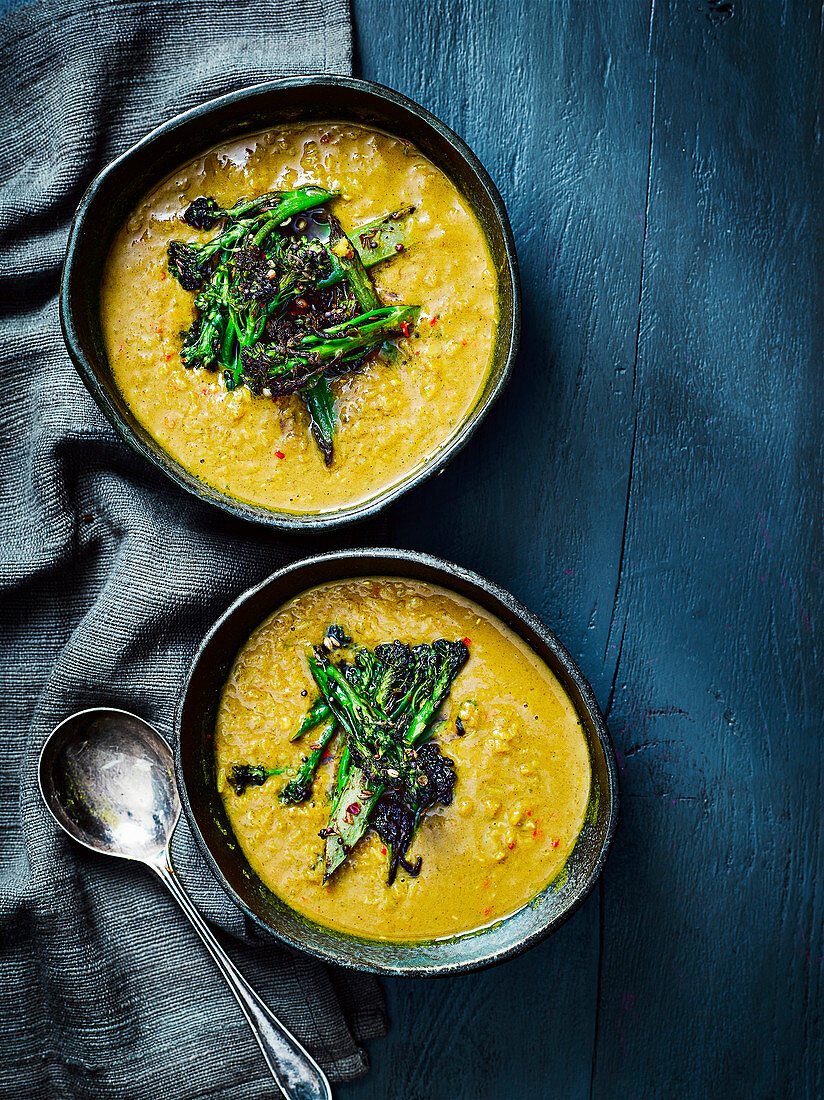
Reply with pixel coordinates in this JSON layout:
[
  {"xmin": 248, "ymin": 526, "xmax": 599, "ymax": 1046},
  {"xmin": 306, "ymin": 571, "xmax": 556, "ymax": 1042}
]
[{"xmin": 151, "ymin": 858, "xmax": 332, "ymax": 1100}]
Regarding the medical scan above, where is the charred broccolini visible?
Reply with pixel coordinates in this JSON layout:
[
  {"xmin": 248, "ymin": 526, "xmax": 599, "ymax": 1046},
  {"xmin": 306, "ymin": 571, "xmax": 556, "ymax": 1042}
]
[
  {"xmin": 166, "ymin": 186, "xmax": 418, "ymax": 464},
  {"xmin": 227, "ymin": 627, "xmax": 468, "ymax": 886},
  {"xmin": 311, "ymin": 634, "xmax": 468, "ymax": 884}
]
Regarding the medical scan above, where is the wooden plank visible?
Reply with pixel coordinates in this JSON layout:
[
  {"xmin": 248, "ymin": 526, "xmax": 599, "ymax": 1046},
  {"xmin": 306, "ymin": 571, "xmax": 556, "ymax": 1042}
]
[{"xmin": 591, "ymin": 2, "xmax": 824, "ymax": 1096}]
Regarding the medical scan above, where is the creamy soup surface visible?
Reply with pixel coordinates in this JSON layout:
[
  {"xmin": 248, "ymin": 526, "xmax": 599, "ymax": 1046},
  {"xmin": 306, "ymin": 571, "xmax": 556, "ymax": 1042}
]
[
  {"xmin": 214, "ymin": 579, "xmax": 592, "ymax": 942},
  {"xmin": 101, "ymin": 124, "xmax": 497, "ymax": 514}
]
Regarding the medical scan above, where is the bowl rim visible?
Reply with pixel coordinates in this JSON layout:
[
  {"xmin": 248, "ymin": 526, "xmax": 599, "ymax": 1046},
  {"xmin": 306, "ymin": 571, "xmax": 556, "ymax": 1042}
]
[
  {"xmin": 60, "ymin": 74, "xmax": 521, "ymax": 532},
  {"xmin": 174, "ymin": 547, "xmax": 619, "ymax": 976}
]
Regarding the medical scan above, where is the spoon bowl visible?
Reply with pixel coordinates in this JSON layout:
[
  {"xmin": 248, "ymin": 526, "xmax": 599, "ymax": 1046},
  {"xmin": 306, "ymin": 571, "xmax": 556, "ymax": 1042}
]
[{"xmin": 39, "ymin": 708, "xmax": 179, "ymax": 865}]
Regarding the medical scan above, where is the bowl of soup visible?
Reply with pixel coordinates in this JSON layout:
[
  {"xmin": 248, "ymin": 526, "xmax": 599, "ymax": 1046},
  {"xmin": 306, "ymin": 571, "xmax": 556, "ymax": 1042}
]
[
  {"xmin": 175, "ymin": 549, "xmax": 618, "ymax": 975},
  {"xmin": 61, "ymin": 77, "xmax": 520, "ymax": 529}
]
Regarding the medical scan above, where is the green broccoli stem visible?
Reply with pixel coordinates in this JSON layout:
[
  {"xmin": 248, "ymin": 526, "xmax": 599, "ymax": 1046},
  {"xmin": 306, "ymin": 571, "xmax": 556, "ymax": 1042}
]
[
  {"xmin": 307, "ymin": 650, "xmax": 386, "ymax": 881},
  {"xmin": 300, "ymin": 307, "xmax": 397, "ymax": 345},
  {"xmin": 267, "ymin": 306, "xmax": 419, "ymax": 380},
  {"xmin": 329, "ymin": 218, "xmax": 381, "ymax": 311},
  {"xmin": 250, "ymin": 186, "xmax": 339, "ymax": 247},
  {"xmin": 309, "ymin": 306, "xmax": 418, "ymax": 355},
  {"xmin": 335, "ymin": 745, "xmax": 352, "ymax": 796},
  {"xmin": 323, "ymin": 768, "xmax": 384, "ymax": 882},
  {"xmin": 187, "ymin": 221, "xmax": 249, "ymax": 264},
  {"xmin": 302, "ymin": 377, "xmax": 337, "ymax": 466},
  {"xmin": 280, "ymin": 719, "xmax": 338, "ymax": 804},
  {"xmin": 407, "ymin": 679, "xmax": 459, "ymax": 745},
  {"xmin": 296, "ymin": 216, "xmax": 382, "ymax": 464},
  {"xmin": 225, "ymin": 301, "xmax": 268, "ymax": 387},
  {"xmin": 221, "ymin": 314, "xmax": 240, "ymax": 382},
  {"xmin": 352, "ymin": 206, "xmax": 414, "ymax": 264},
  {"xmin": 222, "ymin": 190, "xmax": 285, "ymax": 221},
  {"xmin": 289, "ymin": 697, "xmax": 331, "ymax": 742},
  {"xmin": 308, "ymin": 653, "xmax": 387, "ymax": 743},
  {"xmin": 317, "ymin": 207, "xmax": 414, "ymax": 288},
  {"xmin": 183, "ymin": 262, "xmax": 231, "ymax": 369},
  {"xmin": 309, "ymin": 654, "xmax": 392, "ymax": 881}
]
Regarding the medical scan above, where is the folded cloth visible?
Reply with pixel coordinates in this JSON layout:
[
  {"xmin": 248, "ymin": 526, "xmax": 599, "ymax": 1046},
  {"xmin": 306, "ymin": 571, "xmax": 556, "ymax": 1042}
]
[{"xmin": 0, "ymin": 0, "xmax": 390, "ymax": 1095}]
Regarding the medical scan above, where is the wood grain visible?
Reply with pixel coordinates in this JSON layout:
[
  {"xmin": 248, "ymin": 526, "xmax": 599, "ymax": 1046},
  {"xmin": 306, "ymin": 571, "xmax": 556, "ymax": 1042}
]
[{"xmin": 341, "ymin": 1, "xmax": 824, "ymax": 1097}]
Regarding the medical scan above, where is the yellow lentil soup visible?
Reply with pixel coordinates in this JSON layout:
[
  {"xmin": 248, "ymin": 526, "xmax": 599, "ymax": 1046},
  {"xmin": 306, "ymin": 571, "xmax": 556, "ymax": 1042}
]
[
  {"xmin": 100, "ymin": 124, "xmax": 498, "ymax": 515},
  {"xmin": 214, "ymin": 579, "xmax": 591, "ymax": 942}
]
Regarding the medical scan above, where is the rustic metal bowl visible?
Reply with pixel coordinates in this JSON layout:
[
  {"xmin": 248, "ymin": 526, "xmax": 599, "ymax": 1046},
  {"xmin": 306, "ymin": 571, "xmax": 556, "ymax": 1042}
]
[
  {"xmin": 175, "ymin": 549, "xmax": 618, "ymax": 976},
  {"xmin": 60, "ymin": 76, "xmax": 520, "ymax": 531}
]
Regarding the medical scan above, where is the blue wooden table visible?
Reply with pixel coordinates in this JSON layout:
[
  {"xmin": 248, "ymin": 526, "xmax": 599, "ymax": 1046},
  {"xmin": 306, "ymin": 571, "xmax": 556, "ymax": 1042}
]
[{"xmin": 339, "ymin": 2, "xmax": 824, "ymax": 1097}]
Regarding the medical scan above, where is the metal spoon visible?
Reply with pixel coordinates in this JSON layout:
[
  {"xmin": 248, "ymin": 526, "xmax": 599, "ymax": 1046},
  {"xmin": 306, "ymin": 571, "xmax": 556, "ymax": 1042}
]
[{"xmin": 38, "ymin": 707, "xmax": 332, "ymax": 1100}]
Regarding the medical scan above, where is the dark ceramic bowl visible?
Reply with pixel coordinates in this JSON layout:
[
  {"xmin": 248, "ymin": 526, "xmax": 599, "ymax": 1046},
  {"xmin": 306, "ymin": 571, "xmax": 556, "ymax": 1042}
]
[
  {"xmin": 61, "ymin": 76, "xmax": 520, "ymax": 531},
  {"xmin": 175, "ymin": 549, "xmax": 618, "ymax": 976}
]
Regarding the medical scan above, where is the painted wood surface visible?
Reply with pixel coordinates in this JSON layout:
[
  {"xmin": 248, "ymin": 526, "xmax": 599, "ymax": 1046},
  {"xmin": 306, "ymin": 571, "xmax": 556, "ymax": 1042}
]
[{"xmin": 339, "ymin": 1, "xmax": 824, "ymax": 1097}]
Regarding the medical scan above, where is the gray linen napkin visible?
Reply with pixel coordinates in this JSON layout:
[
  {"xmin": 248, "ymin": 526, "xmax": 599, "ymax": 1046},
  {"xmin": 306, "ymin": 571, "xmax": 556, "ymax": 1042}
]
[{"xmin": 0, "ymin": 0, "xmax": 390, "ymax": 1094}]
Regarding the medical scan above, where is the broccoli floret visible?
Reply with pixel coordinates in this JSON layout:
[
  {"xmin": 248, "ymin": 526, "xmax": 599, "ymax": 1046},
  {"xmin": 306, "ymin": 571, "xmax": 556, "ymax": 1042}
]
[
  {"xmin": 372, "ymin": 641, "xmax": 415, "ymax": 715},
  {"xmin": 167, "ymin": 240, "xmax": 212, "ymax": 290},
  {"xmin": 323, "ymin": 624, "xmax": 352, "ymax": 648},
  {"xmin": 183, "ymin": 196, "xmax": 225, "ymax": 230},
  {"xmin": 227, "ymin": 763, "xmax": 274, "ymax": 796},
  {"xmin": 280, "ymin": 720, "xmax": 337, "ymax": 804},
  {"xmin": 180, "ymin": 316, "xmax": 222, "ymax": 369},
  {"xmin": 232, "ymin": 245, "xmax": 280, "ymax": 305},
  {"xmin": 404, "ymin": 640, "xmax": 469, "ymax": 745}
]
